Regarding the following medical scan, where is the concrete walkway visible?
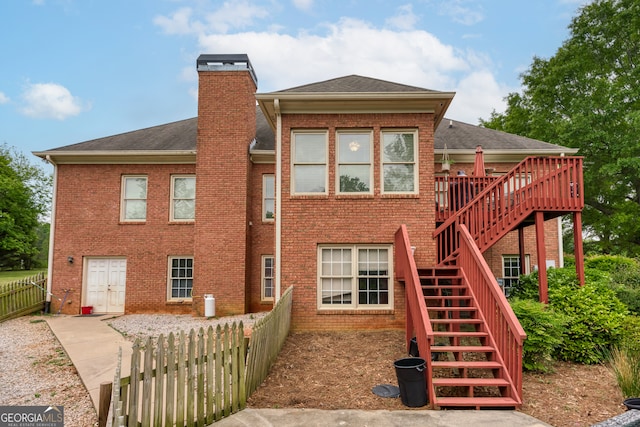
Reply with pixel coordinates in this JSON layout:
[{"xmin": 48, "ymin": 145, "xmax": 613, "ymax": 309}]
[
  {"xmin": 45, "ymin": 314, "xmax": 132, "ymax": 412},
  {"xmin": 45, "ymin": 315, "xmax": 552, "ymax": 427}
]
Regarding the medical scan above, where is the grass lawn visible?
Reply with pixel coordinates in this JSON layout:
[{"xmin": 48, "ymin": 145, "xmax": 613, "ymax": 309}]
[{"xmin": 0, "ymin": 269, "xmax": 47, "ymax": 284}]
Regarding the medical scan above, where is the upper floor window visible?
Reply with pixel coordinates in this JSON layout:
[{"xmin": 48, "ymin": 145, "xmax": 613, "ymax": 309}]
[
  {"xmin": 171, "ymin": 175, "xmax": 196, "ymax": 221},
  {"xmin": 121, "ymin": 176, "xmax": 147, "ymax": 221},
  {"xmin": 263, "ymin": 174, "xmax": 275, "ymax": 221},
  {"xmin": 381, "ymin": 131, "xmax": 418, "ymax": 194},
  {"xmin": 292, "ymin": 131, "xmax": 327, "ymax": 194},
  {"xmin": 337, "ymin": 132, "xmax": 373, "ymax": 194},
  {"xmin": 318, "ymin": 245, "xmax": 392, "ymax": 310}
]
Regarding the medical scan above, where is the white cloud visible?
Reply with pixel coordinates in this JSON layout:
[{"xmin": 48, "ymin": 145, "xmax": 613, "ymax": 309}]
[
  {"xmin": 0, "ymin": 92, "xmax": 9, "ymax": 104},
  {"xmin": 154, "ymin": 1, "xmax": 269, "ymax": 35},
  {"xmin": 438, "ymin": 0, "xmax": 484, "ymax": 26},
  {"xmin": 385, "ymin": 4, "xmax": 419, "ymax": 31},
  {"xmin": 20, "ymin": 82, "xmax": 88, "ymax": 120},
  {"xmin": 292, "ymin": 0, "xmax": 314, "ymax": 12},
  {"xmin": 157, "ymin": 4, "xmax": 509, "ymax": 124}
]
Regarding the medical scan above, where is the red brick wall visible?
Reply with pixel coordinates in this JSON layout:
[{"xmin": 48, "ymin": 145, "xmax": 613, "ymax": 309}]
[
  {"xmin": 194, "ymin": 69, "xmax": 257, "ymax": 316},
  {"xmin": 279, "ymin": 113, "xmax": 436, "ymax": 331},
  {"xmin": 247, "ymin": 163, "xmax": 276, "ymax": 313},
  {"xmin": 50, "ymin": 163, "xmax": 196, "ymax": 315}
]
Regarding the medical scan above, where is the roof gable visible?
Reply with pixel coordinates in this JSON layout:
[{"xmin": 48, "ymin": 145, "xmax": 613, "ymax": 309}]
[{"xmin": 274, "ymin": 75, "xmax": 440, "ymax": 94}]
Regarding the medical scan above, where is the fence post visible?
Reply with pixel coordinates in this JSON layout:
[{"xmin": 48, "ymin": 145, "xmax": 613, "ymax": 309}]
[{"xmin": 98, "ymin": 381, "xmax": 112, "ymax": 427}]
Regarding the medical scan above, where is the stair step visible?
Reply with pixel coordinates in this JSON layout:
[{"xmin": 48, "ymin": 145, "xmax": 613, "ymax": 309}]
[
  {"xmin": 433, "ymin": 331, "xmax": 488, "ymax": 338},
  {"xmin": 424, "ymin": 295, "xmax": 471, "ymax": 300},
  {"xmin": 432, "ymin": 378, "xmax": 509, "ymax": 387},
  {"xmin": 431, "ymin": 318, "xmax": 482, "ymax": 324},
  {"xmin": 435, "ymin": 396, "xmax": 519, "ymax": 408},
  {"xmin": 420, "ymin": 282, "xmax": 465, "ymax": 286},
  {"xmin": 431, "ymin": 345, "xmax": 494, "ymax": 353},
  {"xmin": 432, "ymin": 360, "xmax": 502, "ymax": 369},
  {"xmin": 428, "ymin": 306, "xmax": 477, "ymax": 312}
]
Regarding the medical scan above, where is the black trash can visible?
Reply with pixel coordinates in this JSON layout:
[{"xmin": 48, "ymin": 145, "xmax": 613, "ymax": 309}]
[
  {"xmin": 394, "ymin": 357, "xmax": 428, "ymax": 407},
  {"xmin": 409, "ymin": 337, "xmax": 419, "ymax": 357}
]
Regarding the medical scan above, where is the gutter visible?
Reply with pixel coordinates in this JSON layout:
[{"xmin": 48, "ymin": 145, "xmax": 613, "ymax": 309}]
[
  {"xmin": 44, "ymin": 155, "xmax": 57, "ymax": 312},
  {"xmin": 274, "ymin": 99, "xmax": 282, "ymax": 302}
]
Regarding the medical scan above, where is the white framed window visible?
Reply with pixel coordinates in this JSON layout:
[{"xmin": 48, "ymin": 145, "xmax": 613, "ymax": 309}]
[
  {"xmin": 292, "ymin": 131, "xmax": 328, "ymax": 194},
  {"xmin": 121, "ymin": 176, "xmax": 147, "ymax": 221},
  {"xmin": 170, "ymin": 175, "xmax": 196, "ymax": 221},
  {"xmin": 501, "ymin": 254, "xmax": 530, "ymax": 295},
  {"xmin": 261, "ymin": 255, "xmax": 274, "ymax": 301},
  {"xmin": 263, "ymin": 175, "xmax": 275, "ymax": 221},
  {"xmin": 318, "ymin": 245, "xmax": 392, "ymax": 310},
  {"xmin": 381, "ymin": 130, "xmax": 418, "ymax": 194},
  {"xmin": 336, "ymin": 131, "xmax": 373, "ymax": 194},
  {"xmin": 168, "ymin": 256, "xmax": 193, "ymax": 300}
]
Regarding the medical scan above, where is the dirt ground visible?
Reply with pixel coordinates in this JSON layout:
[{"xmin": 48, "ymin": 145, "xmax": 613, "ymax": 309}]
[{"xmin": 247, "ymin": 330, "xmax": 627, "ymax": 427}]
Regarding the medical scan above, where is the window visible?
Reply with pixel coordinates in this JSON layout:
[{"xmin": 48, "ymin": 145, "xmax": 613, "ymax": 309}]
[
  {"xmin": 502, "ymin": 255, "xmax": 530, "ymax": 295},
  {"xmin": 121, "ymin": 176, "xmax": 147, "ymax": 221},
  {"xmin": 171, "ymin": 175, "xmax": 196, "ymax": 221},
  {"xmin": 262, "ymin": 255, "xmax": 274, "ymax": 301},
  {"xmin": 263, "ymin": 175, "xmax": 275, "ymax": 221},
  {"xmin": 337, "ymin": 132, "xmax": 372, "ymax": 194},
  {"xmin": 168, "ymin": 257, "xmax": 193, "ymax": 300},
  {"xmin": 381, "ymin": 131, "xmax": 417, "ymax": 194},
  {"xmin": 318, "ymin": 246, "xmax": 392, "ymax": 309},
  {"xmin": 292, "ymin": 131, "xmax": 327, "ymax": 194}
]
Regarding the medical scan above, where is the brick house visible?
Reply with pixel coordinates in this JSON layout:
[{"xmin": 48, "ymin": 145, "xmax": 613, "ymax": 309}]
[{"xmin": 34, "ymin": 53, "xmax": 581, "ymax": 325}]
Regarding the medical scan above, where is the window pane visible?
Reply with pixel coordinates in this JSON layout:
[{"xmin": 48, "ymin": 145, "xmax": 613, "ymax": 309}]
[
  {"xmin": 294, "ymin": 134, "xmax": 326, "ymax": 162},
  {"xmin": 264, "ymin": 175, "xmax": 275, "ymax": 198},
  {"xmin": 264, "ymin": 199, "xmax": 275, "ymax": 219},
  {"xmin": 174, "ymin": 177, "xmax": 195, "ymax": 198},
  {"xmin": 338, "ymin": 134, "xmax": 370, "ymax": 163},
  {"xmin": 357, "ymin": 249, "xmax": 389, "ymax": 306},
  {"xmin": 383, "ymin": 164, "xmax": 414, "ymax": 192},
  {"xmin": 125, "ymin": 200, "xmax": 146, "ymax": 220},
  {"xmin": 321, "ymin": 278, "xmax": 352, "ymax": 304},
  {"xmin": 294, "ymin": 165, "xmax": 325, "ymax": 193},
  {"xmin": 339, "ymin": 165, "xmax": 370, "ymax": 192},
  {"xmin": 383, "ymin": 133, "xmax": 415, "ymax": 162},
  {"xmin": 174, "ymin": 200, "xmax": 195, "ymax": 220},
  {"xmin": 170, "ymin": 257, "xmax": 193, "ymax": 299},
  {"xmin": 125, "ymin": 177, "xmax": 147, "ymax": 198}
]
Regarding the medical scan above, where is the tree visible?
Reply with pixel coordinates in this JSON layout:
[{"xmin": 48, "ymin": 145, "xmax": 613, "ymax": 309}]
[
  {"xmin": 481, "ymin": 0, "xmax": 640, "ymax": 254},
  {"xmin": 0, "ymin": 145, "xmax": 52, "ymax": 269}
]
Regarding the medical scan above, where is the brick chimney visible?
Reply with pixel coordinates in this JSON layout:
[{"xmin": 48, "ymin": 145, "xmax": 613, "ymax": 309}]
[{"xmin": 193, "ymin": 54, "xmax": 257, "ymax": 316}]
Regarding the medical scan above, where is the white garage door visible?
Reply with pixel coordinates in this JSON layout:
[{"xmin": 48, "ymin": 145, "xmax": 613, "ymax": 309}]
[{"xmin": 85, "ymin": 258, "xmax": 126, "ymax": 314}]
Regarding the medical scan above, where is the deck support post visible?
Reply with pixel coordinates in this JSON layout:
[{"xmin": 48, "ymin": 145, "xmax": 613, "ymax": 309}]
[
  {"xmin": 573, "ymin": 211, "xmax": 586, "ymax": 286},
  {"xmin": 535, "ymin": 211, "xmax": 548, "ymax": 304},
  {"xmin": 518, "ymin": 227, "xmax": 526, "ymax": 279}
]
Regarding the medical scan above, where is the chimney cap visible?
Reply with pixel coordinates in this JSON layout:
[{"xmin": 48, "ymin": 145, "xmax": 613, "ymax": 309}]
[{"xmin": 196, "ymin": 54, "xmax": 257, "ymax": 85}]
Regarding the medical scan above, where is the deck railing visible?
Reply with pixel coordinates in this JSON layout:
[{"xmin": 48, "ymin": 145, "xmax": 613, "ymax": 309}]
[
  {"xmin": 395, "ymin": 225, "xmax": 435, "ymax": 406},
  {"xmin": 435, "ymin": 156, "xmax": 584, "ymax": 264},
  {"xmin": 457, "ymin": 224, "xmax": 526, "ymax": 402}
]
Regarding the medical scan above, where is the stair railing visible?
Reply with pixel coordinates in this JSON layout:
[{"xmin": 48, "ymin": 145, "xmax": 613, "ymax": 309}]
[
  {"xmin": 435, "ymin": 156, "xmax": 583, "ymax": 264},
  {"xmin": 457, "ymin": 224, "xmax": 527, "ymax": 403},
  {"xmin": 395, "ymin": 225, "xmax": 436, "ymax": 407}
]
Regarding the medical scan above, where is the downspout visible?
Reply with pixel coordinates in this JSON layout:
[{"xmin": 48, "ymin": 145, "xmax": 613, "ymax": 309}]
[
  {"xmin": 274, "ymin": 99, "xmax": 282, "ymax": 302},
  {"xmin": 44, "ymin": 155, "xmax": 58, "ymax": 313}
]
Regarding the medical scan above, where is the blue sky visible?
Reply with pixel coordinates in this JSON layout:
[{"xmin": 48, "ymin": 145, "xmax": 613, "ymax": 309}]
[{"xmin": 0, "ymin": 0, "xmax": 585, "ymax": 164}]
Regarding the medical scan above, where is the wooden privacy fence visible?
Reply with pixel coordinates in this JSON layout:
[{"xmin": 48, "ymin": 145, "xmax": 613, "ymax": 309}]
[
  {"xmin": 108, "ymin": 285, "xmax": 294, "ymax": 427},
  {"xmin": 0, "ymin": 272, "xmax": 46, "ymax": 323}
]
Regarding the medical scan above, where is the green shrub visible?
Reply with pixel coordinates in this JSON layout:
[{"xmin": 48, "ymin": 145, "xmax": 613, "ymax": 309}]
[
  {"xmin": 550, "ymin": 282, "xmax": 628, "ymax": 364},
  {"xmin": 620, "ymin": 315, "xmax": 640, "ymax": 353},
  {"xmin": 509, "ymin": 298, "xmax": 567, "ymax": 372},
  {"xmin": 585, "ymin": 255, "xmax": 637, "ymax": 273},
  {"xmin": 609, "ymin": 259, "xmax": 640, "ymax": 315},
  {"xmin": 609, "ymin": 345, "xmax": 640, "ymax": 398},
  {"xmin": 510, "ymin": 266, "xmax": 628, "ymax": 364}
]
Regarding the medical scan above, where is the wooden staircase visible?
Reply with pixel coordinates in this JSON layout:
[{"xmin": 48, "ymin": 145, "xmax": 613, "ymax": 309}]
[{"xmin": 419, "ymin": 267, "xmax": 520, "ymax": 409}]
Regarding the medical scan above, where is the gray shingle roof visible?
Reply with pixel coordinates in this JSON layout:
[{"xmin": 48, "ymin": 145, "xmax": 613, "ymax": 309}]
[{"xmin": 273, "ymin": 75, "xmax": 440, "ymax": 93}]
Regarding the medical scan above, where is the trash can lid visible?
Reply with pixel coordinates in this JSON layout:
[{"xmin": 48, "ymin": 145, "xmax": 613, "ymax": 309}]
[{"xmin": 372, "ymin": 384, "xmax": 400, "ymax": 398}]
